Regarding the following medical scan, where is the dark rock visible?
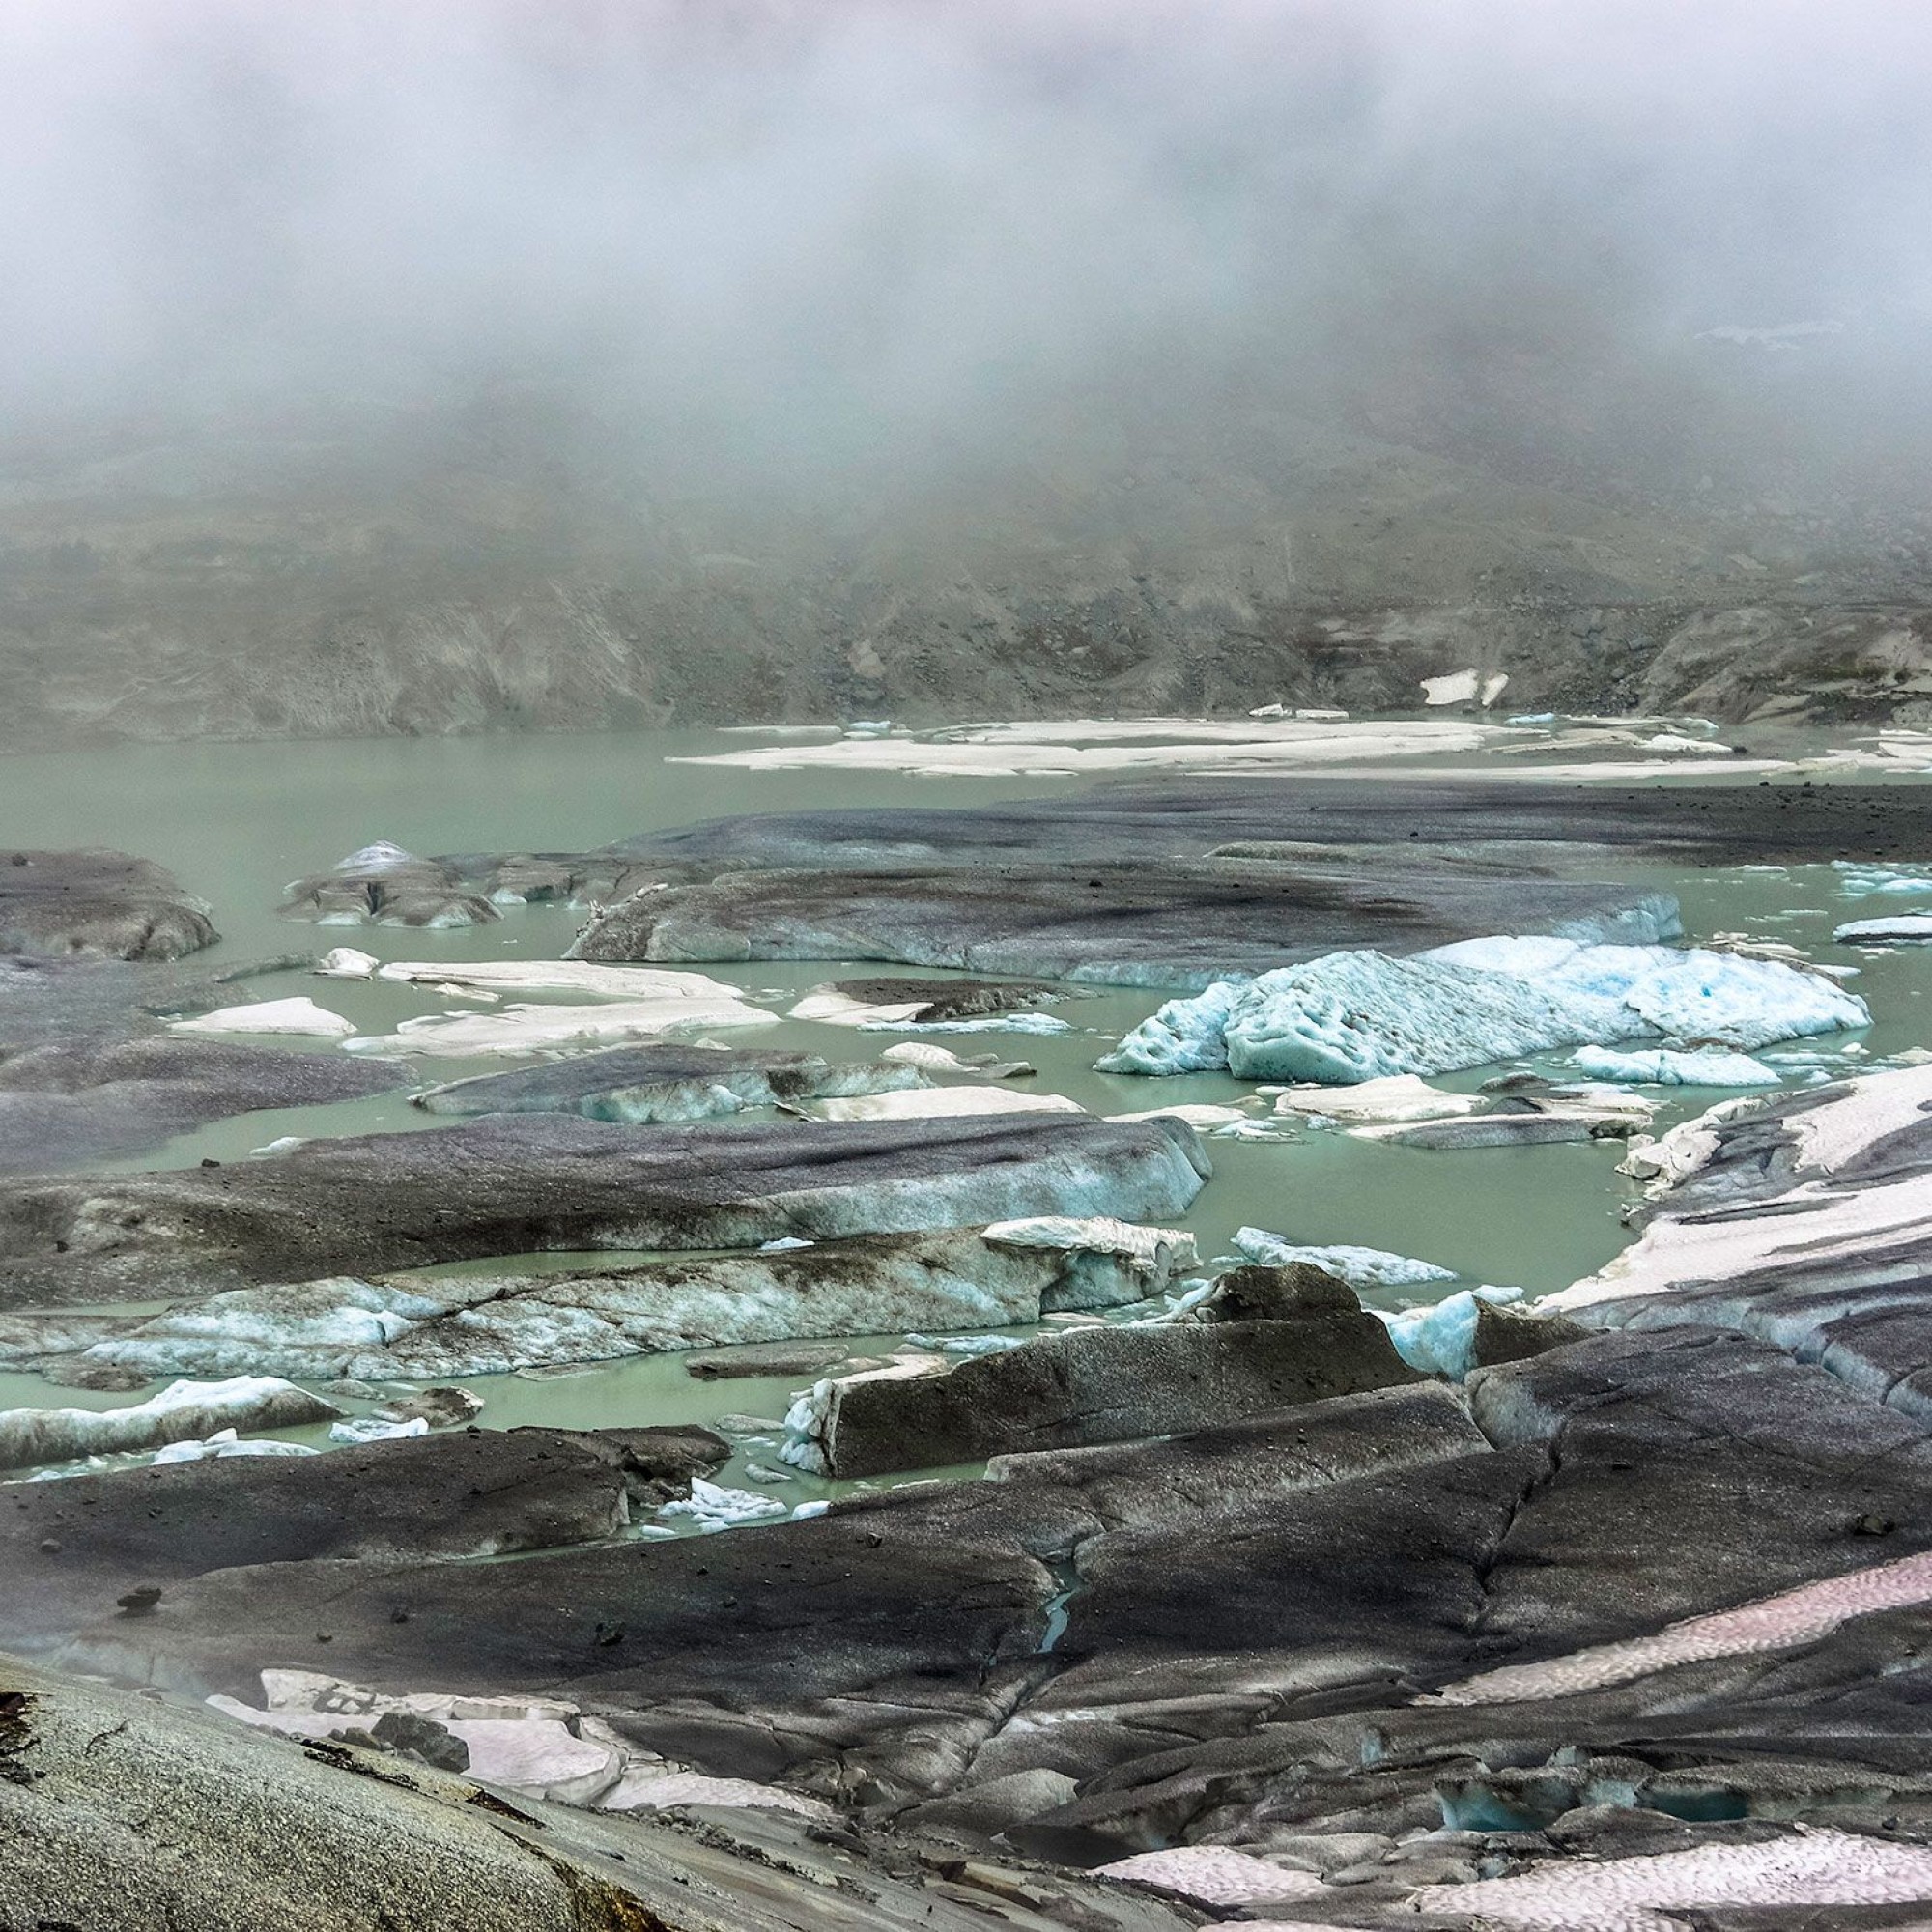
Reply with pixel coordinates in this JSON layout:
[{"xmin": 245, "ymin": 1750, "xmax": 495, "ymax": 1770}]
[
  {"xmin": 1471, "ymin": 1299, "xmax": 1589, "ymax": 1368},
  {"xmin": 368, "ymin": 1708, "xmax": 469, "ymax": 1773},
  {"xmin": 1200, "ymin": 1261, "xmax": 1357, "ymax": 1322},
  {"xmin": 37, "ymin": 1361, "xmax": 150, "ymax": 1393},
  {"xmin": 0, "ymin": 1111, "xmax": 1208, "ymax": 1310}
]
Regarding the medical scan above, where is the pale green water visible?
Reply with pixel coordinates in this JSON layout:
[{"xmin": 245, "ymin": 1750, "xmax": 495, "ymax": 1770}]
[{"xmin": 5, "ymin": 727, "xmax": 1931, "ymax": 1510}]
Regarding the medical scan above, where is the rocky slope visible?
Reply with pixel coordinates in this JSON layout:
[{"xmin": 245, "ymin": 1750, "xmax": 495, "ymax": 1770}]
[{"xmin": 6, "ymin": 356, "xmax": 1930, "ymax": 748}]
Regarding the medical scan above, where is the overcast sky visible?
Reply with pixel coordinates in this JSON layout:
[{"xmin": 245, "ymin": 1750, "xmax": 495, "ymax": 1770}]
[{"xmin": 4, "ymin": 1, "xmax": 1929, "ymax": 490}]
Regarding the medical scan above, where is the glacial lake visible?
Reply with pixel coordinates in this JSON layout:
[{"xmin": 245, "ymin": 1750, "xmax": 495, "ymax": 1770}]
[{"xmin": 7, "ymin": 724, "xmax": 1931, "ymax": 1514}]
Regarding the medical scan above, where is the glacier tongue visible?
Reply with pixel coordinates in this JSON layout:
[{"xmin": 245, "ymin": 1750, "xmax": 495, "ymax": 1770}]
[{"xmin": 1097, "ymin": 938, "xmax": 1869, "ymax": 1082}]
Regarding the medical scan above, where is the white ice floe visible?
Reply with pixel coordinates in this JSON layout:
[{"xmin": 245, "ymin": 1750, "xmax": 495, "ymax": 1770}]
[
  {"xmin": 670, "ymin": 717, "xmax": 1504, "ymax": 779},
  {"xmin": 1834, "ymin": 861, "xmax": 1932, "ymax": 898},
  {"xmin": 315, "ymin": 947, "xmax": 380, "ymax": 978},
  {"xmin": 1268, "ymin": 1074, "xmax": 1482, "ymax": 1123},
  {"xmin": 1099, "ymin": 938, "xmax": 1866, "ymax": 1083},
  {"xmin": 1419, "ymin": 668, "xmax": 1508, "ymax": 708},
  {"xmin": 1642, "ymin": 731, "xmax": 1735, "ymax": 754},
  {"xmin": 170, "ymin": 997, "xmax": 355, "ymax": 1039},
  {"xmin": 809, "ymin": 1086, "xmax": 1084, "ymax": 1122},
  {"xmin": 1412, "ymin": 1830, "xmax": 1932, "ymax": 1930},
  {"xmin": 0, "ymin": 1376, "xmax": 337, "ymax": 1472},
  {"xmin": 152, "ymin": 1427, "xmax": 318, "ymax": 1464},
  {"xmin": 1233, "ymin": 1228, "xmax": 1456, "ymax": 1287},
  {"xmin": 5, "ymin": 1223, "xmax": 1191, "ymax": 1383},
  {"xmin": 327, "ymin": 1415, "xmax": 431, "ymax": 1445},
  {"xmin": 1569, "ymin": 1045, "xmax": 1781, "ymax": 1087},
  {"xmin": 373, "ymin": 958, "xmax": 744, "ymax": 1000},
  {"xmin": 345, "ymin": 993, "xmax": 777, "ymax": 1056},
  {"xmin": 658, "ymin": 1476, "xmax": 790, "ymax": 1531},
  {"xmin": 903, "ymin": 1330, "xmax": 1023, "ymax": 1355},
  {"xmin": 880, "ymin": 1041, "xmax": 992, "ymax": 1072},
  {"xmin": 874, "ymin": 1011, "xmax": 1070, "ymax": 1036},
  {"xmin": 1836, "ymin": 913, "xmax": 1932, "ymax": 943},
  {"xmin": 1379, "ymin": 1286, "xmax": 1523, "ymax": 1379}
]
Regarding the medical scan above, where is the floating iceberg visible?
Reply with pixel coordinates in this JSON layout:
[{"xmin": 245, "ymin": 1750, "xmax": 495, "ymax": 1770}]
[
  {"xmin": 1571, "ymin": 1045, "xmax": 1780, "ymax": 1086},
  {"xmin": 1232, "ymin": 1227, "xmax": 1456, "ymax": 1287},
  {"xmin": 0, "ymin": 1376, "xmax": 338, "ymax": 1472},
  {"xmin": 327, "ymin": 1414, "xmax": 431, "ymax": 1445},
  {"xmin": 1268, "ymin": 1073, "xmax": 1481, "ymax": 1123},
  {"xmin": 1833, "ymin": 862, "xmax": 1932, "ymax": 898},
  {"xmin": 658, "ymin": 1477, "xmax": 790, "ymax": 1531},
  {"xmin": 346, "ymin": 993, "xmax": 777, "ymax": 1056},
  {"xmin": 153, "ymin": 1426, "xmax": 319, "ymax": 1464},
  {"xmin": 1835, "ymin": 914, "xmax": 1932, "ymax": 944},
  {"xmin": 809, "ymin": 1086, "xmax": 1083, "ymax": 1122},
  {"xmin": 1098, "ymin": 938, "xmax": 1867, "ymax": 1082},
  {"xmin": 170, "ymin": 997, "xmax": 355, "ymax": 1039}
]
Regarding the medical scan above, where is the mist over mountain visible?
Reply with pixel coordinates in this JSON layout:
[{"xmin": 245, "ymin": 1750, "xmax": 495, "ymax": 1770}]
[{"xmin": 5, "ymin": 0, "xmax": 1931, "ymax": 743}]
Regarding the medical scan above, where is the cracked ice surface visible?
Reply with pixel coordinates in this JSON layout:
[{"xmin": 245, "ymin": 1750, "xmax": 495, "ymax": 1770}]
[
  {"xmin": 1410, "ymin": 1829, "xmax": 1932, "ymax": 1930},
  {"xmin": 1434, "ymin": 1548, "xmax": 1932, "ymax": 1705},
  {"xmin": 1097, "ymin": 938, "xmax": 1862, "ymax": 1083}
]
